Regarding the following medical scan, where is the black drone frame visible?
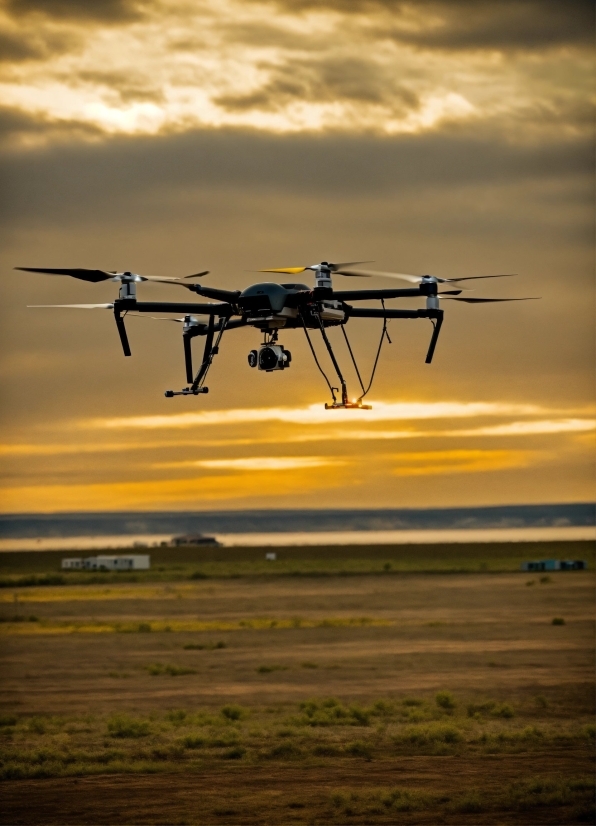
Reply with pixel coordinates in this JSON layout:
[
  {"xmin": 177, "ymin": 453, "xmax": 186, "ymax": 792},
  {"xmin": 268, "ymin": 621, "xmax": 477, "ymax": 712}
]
[{"xmin": 112, "ymin": 281, "xmax": 443, "ymax": 407}]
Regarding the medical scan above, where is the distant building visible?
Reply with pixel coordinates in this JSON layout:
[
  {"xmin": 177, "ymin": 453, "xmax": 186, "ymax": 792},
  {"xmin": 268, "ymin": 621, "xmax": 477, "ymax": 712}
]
[
  {"xmin": 521, "ymin": 559, "xmax": 586, "ymax": 572},
  {"xmin": 171, "ymin": 534, "xmax": 220, "ymax": 547},
  {"xmin": 62, "ymin": 555, "xmax": 150, "ymax": 571},
  {"xmin": 265, "ymin": 552, "xmax": 277, "ymax": 561},
  {"xmin": 61, "ymin": 558, "xmax": 83, "ymax": 570}
]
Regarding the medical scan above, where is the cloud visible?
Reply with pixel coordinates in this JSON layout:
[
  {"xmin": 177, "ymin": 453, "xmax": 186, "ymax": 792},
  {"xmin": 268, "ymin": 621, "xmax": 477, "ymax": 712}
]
[
  {"xmin": 392, "ymin": 448, "xmax": 532, "ymax": 475},
  {"xmin": 0, "ymin": 127, "xmax": 590, "ymax": 226},
  {"xmin": 454, "ymin": 419, "xmax": 596, "ymax": 437},
  {"xmin": 0, "ymin": 468, "xmax": 346, "ymax": 512},
  {"xmin": 264, "ymin": 0, "xmax": 594, "ymax": 51},
  {"xmin": 90, "ymin": 401, "xmax": 542, "ymax": 430},
  {"xmin": 215, "ymin": 56, "xmax": 419, "ymax": 113},
  {"xmin": 155, "ymin": 456, "xmax": 343, "ymax": 470},
  {"xmin": 6, "ymin": 0, "xmax": 146, "ymax": 22}
]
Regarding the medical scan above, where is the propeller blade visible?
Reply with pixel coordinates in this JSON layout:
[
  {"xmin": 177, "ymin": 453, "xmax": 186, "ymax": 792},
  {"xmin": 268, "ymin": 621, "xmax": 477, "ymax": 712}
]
[
  {"xmin": 445, "ymin": 273, "xmax": 517, "ymax": 283},
  {"xmin": 16, "ymin": 267, "xmax": 112, "ymax": 282},
  {"xmin": 335, "ymin": 268, "xmax": 419, "ymax": 282},
  {"xmin": 438, "ymin": 290, "xmax": 463, "ymax": 296},
  {"xmin": 441, "ymin": 297, "xmax": 540, "ymax": 303},
  {"xmin": 27, "ymin": 303, "xmax": 114, "ymax": 309},
  {"xmin": 329, "ymin": 260, "xmax": 373, "ymax": 271},
  {"xmin": 258, "ymin": 267, "xmax": 308, "ymax": 274},
  {"xmin": 184, "ymin": 271, "xmax": 210, "ymax": 279}
]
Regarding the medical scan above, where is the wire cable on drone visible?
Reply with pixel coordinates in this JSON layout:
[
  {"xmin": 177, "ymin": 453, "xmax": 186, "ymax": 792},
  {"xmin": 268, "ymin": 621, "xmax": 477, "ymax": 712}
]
[
  {"xmin": 299, "ymin": 310, "xmax": 336, "ymax": 401},
  {"xmin": 357, "ymin": 299, "xmax": 391, "ymax": 402},
  {"xmin": 341, "ymin": 324, "xmax": 366, "ymax": 395}
]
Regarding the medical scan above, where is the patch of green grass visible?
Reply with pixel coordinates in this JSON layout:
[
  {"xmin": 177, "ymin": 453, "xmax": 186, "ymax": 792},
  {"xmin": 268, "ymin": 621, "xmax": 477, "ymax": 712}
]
[
  {"xmin": 396, "ymin": 722, "xmax": 463, "ymax": 747},
  {"xmin": 221, "ymin": 704, "xmax": 246, "ymax": 721},
  {"xmin": 345, "ymin": 740, "xmax": 373, "ymax": 760},
  {"xmin": 107, "ymin": 715, "xmax": 150, "ymax": 738},
  {"xmin": 435, "ymin": 690, "xmax": 457, "ymax": 711},
  {"xmin": 265, "ymin": 741, "xmax": 302, "ymax": 759},
  {"xmin": 182, "ymin": 735, "xmax": 205, "ymax": 749},
  {"xmin": 146, "ymin": 663, "xmax": 196, "ymax": 676},
  {"xmin": 295, "ymin": 698, "xmax": 371, "ymax": 727}
]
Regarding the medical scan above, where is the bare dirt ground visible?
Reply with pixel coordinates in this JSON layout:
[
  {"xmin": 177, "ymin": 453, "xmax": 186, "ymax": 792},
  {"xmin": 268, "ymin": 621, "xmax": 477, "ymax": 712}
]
[{"xmin": 0, "ymin": 570, "xmax": 594, "ymax": 824}]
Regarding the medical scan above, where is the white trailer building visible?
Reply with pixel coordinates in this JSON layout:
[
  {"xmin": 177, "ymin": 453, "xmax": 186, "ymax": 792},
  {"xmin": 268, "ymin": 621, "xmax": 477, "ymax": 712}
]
[{"xmin": 62, "ymin": 555, "xmax": 150, "ymax": 571}]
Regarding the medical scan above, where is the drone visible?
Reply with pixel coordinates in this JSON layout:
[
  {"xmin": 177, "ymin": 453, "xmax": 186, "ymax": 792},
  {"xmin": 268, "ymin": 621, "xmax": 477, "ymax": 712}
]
[{"xmin": 18, "ymin": 262, "xmax": 537, "ymax": 410}]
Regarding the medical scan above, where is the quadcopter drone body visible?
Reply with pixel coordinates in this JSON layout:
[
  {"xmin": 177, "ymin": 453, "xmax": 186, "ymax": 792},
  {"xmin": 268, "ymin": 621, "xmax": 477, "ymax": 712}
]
[{"xmin": 18, "ymin": 262, "xmax": 536, "ymax": 409}]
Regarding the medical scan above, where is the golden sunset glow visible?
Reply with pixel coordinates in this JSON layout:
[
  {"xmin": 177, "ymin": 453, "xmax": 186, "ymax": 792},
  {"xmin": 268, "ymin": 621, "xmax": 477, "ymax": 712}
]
[{"xmin": 0, "ymin": 1, "xmax": 592, "ymax": 513}]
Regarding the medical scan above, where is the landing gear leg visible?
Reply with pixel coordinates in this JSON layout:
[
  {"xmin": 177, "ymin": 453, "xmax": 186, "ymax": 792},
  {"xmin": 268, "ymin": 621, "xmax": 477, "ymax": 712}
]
[
  {"xmin": 314, "ymin": 314, "xmax": 371, "ymax": 410},
  {"xmin": 165, "ymin": 317, "xmax": 228, "ymax": 397}
]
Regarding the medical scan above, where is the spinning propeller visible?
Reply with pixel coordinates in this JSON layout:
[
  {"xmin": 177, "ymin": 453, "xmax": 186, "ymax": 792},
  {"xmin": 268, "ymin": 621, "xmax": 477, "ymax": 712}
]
[
  {"xmin": 333, "ymin": 268, "xmax": 518, "ymax": 284},
  {"xmin": 15, "ymin": 267, "xmax": 209, "ymax": 287}
]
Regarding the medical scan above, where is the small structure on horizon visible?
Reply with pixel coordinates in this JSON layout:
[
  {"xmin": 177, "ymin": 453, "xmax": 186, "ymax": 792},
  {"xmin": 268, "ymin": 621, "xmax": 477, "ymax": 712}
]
[
  {"xmin": 521, "ymin": 559, "xmax": 586, "ymax": 572},
  {"xmin": 265, "ymin": 552, "xmax": 277, "ymax": 561},
  {"xmin": 62, "ymin": 555, "xmax": 150, "ymax": 571},
  {"xmin": 170, "ymin": 534, "xmax": 220, "ymax": 547}
]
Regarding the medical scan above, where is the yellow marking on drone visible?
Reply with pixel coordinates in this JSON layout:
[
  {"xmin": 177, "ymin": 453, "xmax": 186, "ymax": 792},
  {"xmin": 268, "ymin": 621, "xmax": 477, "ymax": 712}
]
[{"xmin": 259, "ymin": 267, "xmax": 307, "ymax": 274}]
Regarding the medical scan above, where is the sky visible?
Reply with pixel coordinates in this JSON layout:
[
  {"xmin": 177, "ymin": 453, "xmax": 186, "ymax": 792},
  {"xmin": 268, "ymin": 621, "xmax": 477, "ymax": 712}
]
[{"xmin": 0, "ymin": 0, "xmax": 593, "ymax": 513}]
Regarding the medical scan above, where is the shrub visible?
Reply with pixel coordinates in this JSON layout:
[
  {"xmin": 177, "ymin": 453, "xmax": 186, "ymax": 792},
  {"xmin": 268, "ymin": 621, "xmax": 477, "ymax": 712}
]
[
  {"xmin": 221, "ymin": 704, "xmax": 245, "ymax": 721},
  {"xmin": 383, "ymin": 562, "xmax": 392, "ymax": 571},
  {"xmin": 256, "ymin": 664, "xmax": 287, "ymax": 673},
  {"xmin": 435, "ymin": 691, "xmax": 456, "ymax": 711},
  {"xmin": 467, "ymin": 700, "xmax": 496, "ymax": 717},
  {"xmin": 27, "ymin": 718, "xmax": 46, "ymax": 734},
  {"xmin": 0, "ymin": 714, "xmax": 17, "ymax": 727},
  {"xmin": 146, "ymin": 663, "xmax": 195, "ymax": 676},
  {"xmin": 137, "ymin": 623, "xmax": 152, "ymax": 633},
  {"xmin": 492, "ymin": 703, "xmax": 515, "ymax": 719},
  {"xmin": 167, "ymin": 710, "xmax": 187, "ymax": 725},
  {"xmin": 267, "ymin": 741, "xmax": 302, "ymax": 759},
  {"xmin": 223, "ymin": 746, "xmax": 246, "ymax": 760},
  {"xmin": 301, "ymin": 661, "xmax": 318, "ymax": 669},
  {"xmin": 190, "ymin": 571, "xmax": 208, "ymax": 580},
  {"xmin": 534, "ymin": 695, "xmax": 548, "ymax": 708},
  {"xmin": 398, "ymin": 722, "xmax": 463, "ymax": 746},
  {"xmin": 552, "ymin": 617, "xmax": 565, "ymax": 625},
  {"xmin": 539, "ymin": 575, "xmax": 551, "ymax": 584},
  {"xmin": 107, "ymin": 715, "xmax": 150, "ymax": 738},
  {"xmin": 345, "ymin": 740, "xmax": 372, "ymax": 760},
  {"xmin": 182, "ymin": 735, "xmax": 205, "ymax": 749},
  {"xmin": 402, "ymin": 697, "xmax": 423, "ymax": 707}
]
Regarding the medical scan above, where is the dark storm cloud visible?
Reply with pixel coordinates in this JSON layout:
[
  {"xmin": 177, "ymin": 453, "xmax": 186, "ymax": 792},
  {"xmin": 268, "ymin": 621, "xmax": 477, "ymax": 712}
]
[
  {"xmin": 0, "ymin": 29, "xmax": 43, "ymax": 62},
  {"xmin": 0, "ymin": 105, "xmax": 102, "ymax": 146},
  {"xmin": 264, "ymin": 0, "xmax": 594, "ymax": 51},
  {"xmin": 215, "ymin": 57, "xmax": 418, "ymax": 112},
  {"xmin": 5, "ymin": 0, "xmax": 146, "ymax": 22},
  {"xmin": 0, "ymin": 126, "xmax": 590, "ymax": 227},
  {"xmin": 0, "ymin": 26, "xmax": 80, "ymax": 63}
]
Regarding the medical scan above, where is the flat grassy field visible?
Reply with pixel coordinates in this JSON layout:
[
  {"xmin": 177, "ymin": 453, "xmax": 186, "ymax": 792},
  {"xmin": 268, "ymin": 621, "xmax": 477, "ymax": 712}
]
[
  {"xmin": 0, "ymin": 543, "xmax": 594, "ymax": 824},
  {"xmin": 0, "ymin": 539, "xmax": 593, "ymax": 585}
]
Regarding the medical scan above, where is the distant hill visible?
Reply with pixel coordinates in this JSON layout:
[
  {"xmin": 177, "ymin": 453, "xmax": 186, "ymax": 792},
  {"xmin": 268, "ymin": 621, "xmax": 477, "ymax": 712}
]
[{"xmin": 0, "ymin": 503, "xmax": 593, "ymax": 538}]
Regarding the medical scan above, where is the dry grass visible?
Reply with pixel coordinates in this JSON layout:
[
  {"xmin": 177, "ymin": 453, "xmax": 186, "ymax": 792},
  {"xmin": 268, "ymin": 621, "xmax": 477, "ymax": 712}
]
[{"xmin": 0, "ymin": 562, "xmax": 593, "ymax": 823}]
